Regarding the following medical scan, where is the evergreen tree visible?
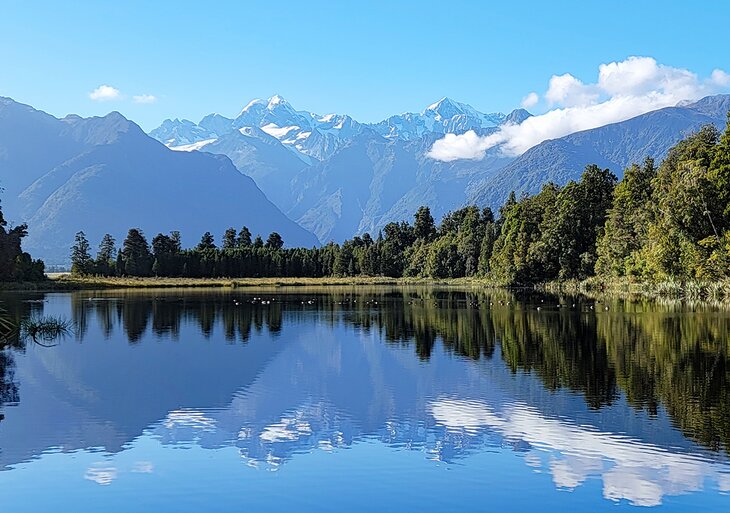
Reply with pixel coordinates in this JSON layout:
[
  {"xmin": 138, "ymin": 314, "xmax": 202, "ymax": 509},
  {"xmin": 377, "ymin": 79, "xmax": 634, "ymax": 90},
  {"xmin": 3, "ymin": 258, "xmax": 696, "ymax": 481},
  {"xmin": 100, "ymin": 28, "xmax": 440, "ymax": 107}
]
[
  {"xmin": 71, "ymin": 231, "xmax": 93, "ymax": 275},
  {"xmin": 645, "ymin": 126, "xmax": 723, "ymax": 278},
  {"xmin": 414, "ymin": 206, "xmax": 437, "ymax": 241},
  {"xmin": 222, "ymin": 228, "xmax": 237, "ymax": 249},
  {"xmin": 197, "ymin": 232, "xmax": 216, "ymax": 250},
  {"xmin": 121, "ymin": 229, "xmax": 152, "ymax": 276},
  {"xmin": 237, "ymin": 226, "xmax": 252, "ymax": 247},
  {"xmin": 170, "ymin": 231, "xmax": 182, "ymax": 252},
  {"xmin": 95, "ymin": 234, "xmax": 116, "ymax": 276},
  {"xmin": 539, "ymin": 165, "xmax": 617, "ymax": 280},
  {"xmin": 265, "ymin": 232, "xmax": 284, "ymax": 250}
]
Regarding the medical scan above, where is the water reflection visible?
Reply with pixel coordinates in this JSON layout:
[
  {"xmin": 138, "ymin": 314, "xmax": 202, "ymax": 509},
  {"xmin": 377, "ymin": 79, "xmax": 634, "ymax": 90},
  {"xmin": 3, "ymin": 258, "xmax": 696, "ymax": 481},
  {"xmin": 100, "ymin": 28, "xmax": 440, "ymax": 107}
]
[{"xmin": 1, "ymin": 287, "xmax": 729, "ymax": 509}]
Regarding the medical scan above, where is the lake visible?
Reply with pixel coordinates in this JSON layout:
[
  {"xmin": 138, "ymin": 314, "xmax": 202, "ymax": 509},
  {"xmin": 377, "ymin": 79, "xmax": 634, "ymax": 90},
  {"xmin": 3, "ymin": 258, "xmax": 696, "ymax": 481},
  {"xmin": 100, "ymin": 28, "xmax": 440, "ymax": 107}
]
[{"xmin": 1, "ymin": 286, "xmax": 729, "ymax": 512}]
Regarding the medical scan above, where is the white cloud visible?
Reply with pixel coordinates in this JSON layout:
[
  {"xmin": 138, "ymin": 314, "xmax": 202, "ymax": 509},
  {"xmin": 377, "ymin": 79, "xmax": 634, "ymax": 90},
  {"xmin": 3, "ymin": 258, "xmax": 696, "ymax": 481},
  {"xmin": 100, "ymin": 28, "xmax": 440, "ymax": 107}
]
[
  {"xmin": 89, "ymin": 85, "xmax": 121, "ymax": 102},
  {"xmin": 521, "ymin": 92, "xmax": 538, "ymax": 108},
  {"xmin": 428, "ymin": 131, "xmax": 498, "ymax": 161},
  {"xmin": 428, "ymin": 56, "xmax": 730, "ymax": 161},
  {"xmin": 133, "ymin": 94, "xmax": 157, "ymax": 104},
  {"xmin": 545, "ymin": 73, "xmax": 598, "ymax": 107},
  {"xmin": 429, "ymin": 397, "xmax": 727, "ymax": 507},
  {"xmin": 711, "ymin": 69, "xmax": 730, "ymax": 87}
]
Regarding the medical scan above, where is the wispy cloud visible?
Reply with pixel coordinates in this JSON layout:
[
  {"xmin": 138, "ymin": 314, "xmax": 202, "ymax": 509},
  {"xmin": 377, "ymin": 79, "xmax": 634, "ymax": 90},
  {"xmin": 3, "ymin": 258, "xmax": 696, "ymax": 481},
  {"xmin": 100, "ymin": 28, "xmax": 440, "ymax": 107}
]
[
  {"xmin": 429, "ymin": 56, "xmax": 730, "ymax": 161},
  {"xmin": 89, "ymin": 85, "xmax": 121, "ymax": 102},
  {"xmin": 521, "ymin": 92, "xmax": 538, "ymax": 108},
  {"xmin": 132, "ymin": 94, "xmax": 157, "ymax": 104}
]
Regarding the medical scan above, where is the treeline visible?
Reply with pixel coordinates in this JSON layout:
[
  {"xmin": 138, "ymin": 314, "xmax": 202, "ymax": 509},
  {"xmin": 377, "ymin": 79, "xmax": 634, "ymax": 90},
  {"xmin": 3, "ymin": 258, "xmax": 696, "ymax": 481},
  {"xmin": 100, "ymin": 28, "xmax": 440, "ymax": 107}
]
[
  {"xmin": 71, "ymin": 119, "xmax": 730, "ymax": 284},
  {"xmin": 0, "ymin": 198, "xmax": 45, "ymax": 282}
]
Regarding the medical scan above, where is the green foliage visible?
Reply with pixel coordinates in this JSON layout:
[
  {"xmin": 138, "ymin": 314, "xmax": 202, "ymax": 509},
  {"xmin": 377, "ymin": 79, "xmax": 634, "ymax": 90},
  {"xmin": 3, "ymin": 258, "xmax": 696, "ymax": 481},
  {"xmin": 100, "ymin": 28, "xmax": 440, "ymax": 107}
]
[
  {"xmin": 0, "ymin": 192, "xmax": 44, "ymax": 282},
  {"xmin": 640, "ymin": 125, "xmax": 727, "ymax": 280},
  {"xmin": 413, "ymin": 206, "xmax": 436, "ymax": 242},
  {"xmin": 70, "ymin": 231, "xmax": 93, "ymax": 275},
  {"xmin": 68, "ymin": 116, "xmax": 730, "ymax": 284},
  {"xmin": 237, "ymin": 227, "xmax": 252, "ymax": 248},
  {"xmin": 222, "ymin": 228, "xmax": 237, "ymax": 250},
  {"xmin": 121, "ymin": 229, "xmax": 153, "ymax": 277},
  {"xmin": 197, "ymin": 231, "xmax": 216, "ymax": 251},
  {"xmin": 596, "ymin": 158, "xmax": 656, "ymax": 277},
  {"xmin": 265, "ymin": 232, "xmax": 284, "ymax": 250}
]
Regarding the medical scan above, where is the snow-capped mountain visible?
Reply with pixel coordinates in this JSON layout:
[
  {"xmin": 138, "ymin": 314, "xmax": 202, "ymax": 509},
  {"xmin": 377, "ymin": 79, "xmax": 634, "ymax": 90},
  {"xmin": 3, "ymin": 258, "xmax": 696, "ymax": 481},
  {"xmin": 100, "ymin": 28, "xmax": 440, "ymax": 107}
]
[
  {"xmin": 370, "ymin": 97, "xmax": 506, "ymax": 140},
  {"xmin": 151, "ymin": 95, "xmax": 370, "ymax": 161},
  {"xmin": 150, "ymin": 95, "xmax": 508, "ymax": 161},
  {"xmin": 148, "ymin": 118, "xmax": 216, "ymax": 146},
  {"xmin": 147, "ymin": 96, "xmax": 517, "ymax": 242}
]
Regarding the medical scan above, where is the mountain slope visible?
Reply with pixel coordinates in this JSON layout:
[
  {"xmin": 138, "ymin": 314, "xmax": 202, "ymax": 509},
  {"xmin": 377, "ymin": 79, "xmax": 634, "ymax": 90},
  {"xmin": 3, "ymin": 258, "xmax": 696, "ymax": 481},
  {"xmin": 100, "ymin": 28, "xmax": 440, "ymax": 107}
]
[
  {"xmin": 198, "ymin": 126, "xmax": 308, "ymax": 207},
  {"xmin": 0, "ymin": 98, "xmax": 318, "ymax": 262},
  {"xmin": 149, "ymin": 97, "xmax": 515, "ymax": 241},
  {"xmin": 469, "ymin": 95, "xmax": 730, "ymax": 210},
  {"xmin": 288, "ymin": 134, "xmax": 511, "ymax": 241}
]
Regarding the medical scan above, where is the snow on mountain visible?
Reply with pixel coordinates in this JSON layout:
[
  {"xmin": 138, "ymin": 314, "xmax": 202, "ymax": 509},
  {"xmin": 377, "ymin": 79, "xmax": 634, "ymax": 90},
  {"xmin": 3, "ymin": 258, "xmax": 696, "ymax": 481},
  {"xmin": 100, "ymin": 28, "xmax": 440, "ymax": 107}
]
[
  {"xmin": 150, "ymin": 96, "xmax": 509, "ymax": 161},
  {"xmin": 148, "ymin": 118, "xmax": 216, "ymax": 147},
  {"xmin": 151, "ymin": 95, "xmax": 370, "ymax": 161},
  {"xmin": 145, "ymin": 96, "xmax": 515, "ymax": 242},
  {"xmin": 369, "ymin": 97, "xmax": 506, "ymax": 140}
]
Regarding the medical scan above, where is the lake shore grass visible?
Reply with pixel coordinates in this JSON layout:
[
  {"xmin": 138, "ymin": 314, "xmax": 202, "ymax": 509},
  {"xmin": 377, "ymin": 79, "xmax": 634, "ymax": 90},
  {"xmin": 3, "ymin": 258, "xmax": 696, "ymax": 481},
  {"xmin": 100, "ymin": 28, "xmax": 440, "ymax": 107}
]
[
  {"xmin": 539, "ymin": 277, "xmax": 730, "ymax": 302},
  {"xmin": 42, "ymin": 275, "xmax": 501, "ymax": 290},
  {"xmin": 3, "ymin": 275, "xmax": 730, "ymax": 303}
]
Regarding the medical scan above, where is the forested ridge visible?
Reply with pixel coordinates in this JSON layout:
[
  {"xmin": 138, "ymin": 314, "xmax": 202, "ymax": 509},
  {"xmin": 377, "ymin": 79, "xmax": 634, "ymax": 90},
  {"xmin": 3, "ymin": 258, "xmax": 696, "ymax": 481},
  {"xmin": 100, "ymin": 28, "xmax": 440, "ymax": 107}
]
[{"xmin": 70, "ymin": 119, "xmax": 730, "ymax": 284}]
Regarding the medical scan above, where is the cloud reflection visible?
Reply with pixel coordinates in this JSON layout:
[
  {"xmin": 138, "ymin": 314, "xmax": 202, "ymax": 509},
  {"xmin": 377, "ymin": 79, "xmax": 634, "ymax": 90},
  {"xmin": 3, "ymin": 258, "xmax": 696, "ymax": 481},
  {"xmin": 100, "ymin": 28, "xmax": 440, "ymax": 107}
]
[{"xmin": 429, "ymin": 397, "xmax": 729, "ymax": 506}]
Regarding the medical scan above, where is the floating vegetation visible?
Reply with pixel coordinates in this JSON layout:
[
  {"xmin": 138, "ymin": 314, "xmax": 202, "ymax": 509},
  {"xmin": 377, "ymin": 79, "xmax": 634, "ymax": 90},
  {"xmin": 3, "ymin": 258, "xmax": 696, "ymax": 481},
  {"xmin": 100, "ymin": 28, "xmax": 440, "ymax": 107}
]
[
  {"xmin": 0, "ymin": 307, "xmax": 16, "ymax": 341},
  {"xmin": 19, "ymin": 316, "xmax": 74, "ymax": 346}
]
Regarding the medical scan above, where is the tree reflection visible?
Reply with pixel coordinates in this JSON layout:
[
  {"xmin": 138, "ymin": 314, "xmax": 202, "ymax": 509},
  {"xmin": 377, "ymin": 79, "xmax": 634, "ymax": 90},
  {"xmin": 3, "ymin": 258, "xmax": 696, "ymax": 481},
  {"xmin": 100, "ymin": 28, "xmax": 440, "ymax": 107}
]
[
  {"xmin": 0, "ymin": 296, "xmax": 43, "ymax": 422},
  {"xmin": 4, "ymin": 288, "xmax": 729, "ymax": 454}
]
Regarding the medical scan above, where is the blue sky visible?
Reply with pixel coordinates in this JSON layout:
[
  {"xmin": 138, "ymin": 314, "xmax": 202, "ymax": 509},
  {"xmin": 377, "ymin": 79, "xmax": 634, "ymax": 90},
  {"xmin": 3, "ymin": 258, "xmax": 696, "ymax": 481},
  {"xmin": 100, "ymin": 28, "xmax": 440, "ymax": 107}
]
[{"xmin": 1, "ymin": 0, "xmax": 729, "ymax": 130}]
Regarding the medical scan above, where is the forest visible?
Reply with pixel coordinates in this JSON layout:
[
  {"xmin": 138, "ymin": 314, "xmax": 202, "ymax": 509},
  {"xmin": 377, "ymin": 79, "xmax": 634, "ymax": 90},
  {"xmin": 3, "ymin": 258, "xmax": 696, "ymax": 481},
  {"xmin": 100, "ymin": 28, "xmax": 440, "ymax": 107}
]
[
  {"xmin": 69, "ymin": 119, "xmax": 730, "ymax": 285},
  {"xmin": 0, "ymin": 200, "xmax": 45, "ymax": 282}
]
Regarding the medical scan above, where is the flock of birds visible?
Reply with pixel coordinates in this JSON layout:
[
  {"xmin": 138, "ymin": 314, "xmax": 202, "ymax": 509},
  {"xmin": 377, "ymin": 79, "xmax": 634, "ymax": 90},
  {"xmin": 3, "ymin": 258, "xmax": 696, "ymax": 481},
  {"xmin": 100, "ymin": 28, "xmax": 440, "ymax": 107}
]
[{"xmin": 224, "ymin": 296, "xmax": 611, "ymax": 312}]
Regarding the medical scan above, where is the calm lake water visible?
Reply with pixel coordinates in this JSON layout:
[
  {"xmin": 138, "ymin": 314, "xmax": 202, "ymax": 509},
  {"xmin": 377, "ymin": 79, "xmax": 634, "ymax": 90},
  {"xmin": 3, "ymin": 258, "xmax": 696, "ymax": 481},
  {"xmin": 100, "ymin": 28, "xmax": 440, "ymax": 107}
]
[{"xmin": 1, "ymin": 287, "xmax": 729, "ymax": 512}]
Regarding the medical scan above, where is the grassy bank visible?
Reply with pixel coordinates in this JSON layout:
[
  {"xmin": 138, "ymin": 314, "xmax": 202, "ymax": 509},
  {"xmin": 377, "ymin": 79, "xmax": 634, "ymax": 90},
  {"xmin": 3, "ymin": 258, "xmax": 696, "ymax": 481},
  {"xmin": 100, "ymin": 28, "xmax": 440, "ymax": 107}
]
[
  {"xmin": 4, "ymin": 275, "xmax": 730, "ymax": 303},
  {"xmin": 540, "ymin": 277, "xmax": 730, "ymax": 302},
  {"xmin": 46, "ymin": 275, "xmax": 487, "ymax": 290}
]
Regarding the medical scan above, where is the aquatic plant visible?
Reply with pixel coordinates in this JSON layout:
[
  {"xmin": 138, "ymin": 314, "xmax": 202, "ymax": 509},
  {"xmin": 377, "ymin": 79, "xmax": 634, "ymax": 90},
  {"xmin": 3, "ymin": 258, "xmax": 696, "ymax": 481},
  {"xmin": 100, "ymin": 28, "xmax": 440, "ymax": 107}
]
[
  {"xmin": 19, "ymin": 316, "xmax": 73, "ymax": 345},
  {"xmin": 0, "ymin": 307, "xmax": 15, "ymax": 340}
]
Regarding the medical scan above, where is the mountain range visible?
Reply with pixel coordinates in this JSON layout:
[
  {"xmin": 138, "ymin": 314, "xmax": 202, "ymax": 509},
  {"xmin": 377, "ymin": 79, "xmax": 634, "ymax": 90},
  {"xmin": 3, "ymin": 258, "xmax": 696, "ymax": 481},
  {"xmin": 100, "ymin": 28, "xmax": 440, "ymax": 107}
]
[
  {"xmin": 0, "ymin": 97, "xmax": 318, "ymax": 263},
  {"xmin": 1, "ymin": 93, "xmax": 728, "ymax": 263},
  {"xmin": 151, "ymin": 96, "xmax": 521, "ymax": 241},
  {"xmin": 468, "ymin": 95, "xmax": 730, "ymax": 207},
  {"xmin": 151, "ymin": 94, "xmax": 730, "ymax": 242}
]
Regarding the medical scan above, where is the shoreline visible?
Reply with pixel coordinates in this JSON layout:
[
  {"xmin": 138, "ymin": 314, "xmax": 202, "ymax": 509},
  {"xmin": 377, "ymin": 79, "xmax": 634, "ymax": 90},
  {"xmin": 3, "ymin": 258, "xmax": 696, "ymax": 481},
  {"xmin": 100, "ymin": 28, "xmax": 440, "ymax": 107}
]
[{"xmin": 2, "ymin": 275, "xmax": 730, "ymax": 303}]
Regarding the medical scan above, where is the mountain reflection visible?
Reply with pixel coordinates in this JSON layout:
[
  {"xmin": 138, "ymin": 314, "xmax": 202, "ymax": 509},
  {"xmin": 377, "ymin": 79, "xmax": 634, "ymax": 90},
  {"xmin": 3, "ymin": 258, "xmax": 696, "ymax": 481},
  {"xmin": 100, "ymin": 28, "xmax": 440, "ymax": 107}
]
[{"xmin": 1, "ymin": 287, "xmax": 730, "ymax": 506}]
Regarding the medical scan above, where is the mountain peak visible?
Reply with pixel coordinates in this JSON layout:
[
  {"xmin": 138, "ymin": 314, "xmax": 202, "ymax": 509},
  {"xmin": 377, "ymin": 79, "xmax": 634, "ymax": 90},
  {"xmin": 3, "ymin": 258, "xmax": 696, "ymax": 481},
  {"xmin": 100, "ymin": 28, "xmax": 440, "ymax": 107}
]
[
  {"xmin": 267, "ymin": 94, "xmax": 288, "ymax": 108},
  {"xmin": 425, "ymin": 97, "xmax": 461, "ymax": 114},
  {"xmin": 504, "ymin": 108, "xmax": 532, "ymax": 125}
]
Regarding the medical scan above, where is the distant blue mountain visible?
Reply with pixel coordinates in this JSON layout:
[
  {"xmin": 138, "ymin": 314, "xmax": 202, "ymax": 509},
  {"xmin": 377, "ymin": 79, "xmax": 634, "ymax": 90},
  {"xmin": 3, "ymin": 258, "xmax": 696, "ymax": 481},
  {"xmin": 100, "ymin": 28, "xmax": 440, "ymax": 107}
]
[
  {"xmin": 5, "ymin": 93, "xmax": 728, "ymax": 260},
  {"xmin": 150, "ymin": 96, "xmax": 517, "ymax": 241},
  {"xmin": 0, "ymin": 97, "xmax": 318, "ymax": 263},
  {"xmin": 468, "ymin": 95, "xmax": 730, "ymax": 210}
]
